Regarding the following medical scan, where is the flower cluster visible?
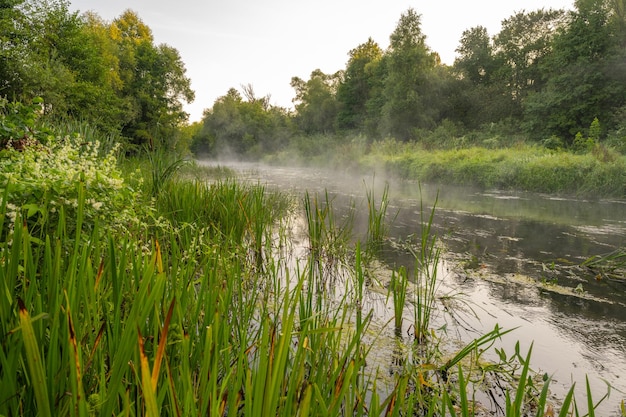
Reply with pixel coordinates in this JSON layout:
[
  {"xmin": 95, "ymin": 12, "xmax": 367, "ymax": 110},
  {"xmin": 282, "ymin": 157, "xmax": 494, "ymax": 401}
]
[{"xmin": 0, "ymin": 137, "xmax": 142, "ymax": 239}]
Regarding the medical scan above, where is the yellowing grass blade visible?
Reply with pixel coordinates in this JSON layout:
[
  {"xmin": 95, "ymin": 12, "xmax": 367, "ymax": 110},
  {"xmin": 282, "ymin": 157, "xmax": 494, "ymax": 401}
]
[
  {"xmin": 18, "ymin": 298, "xmax": 52, "ymax": 417},
  {"xmin": 154, "ymin": 239, "xmax": 163, "ymax": 274},
  {"xmin": 67, "ymin": 305, "xmax": 88, "ymax": 416},
  {"xmin": 138, "ymin": 327, "xmax": 159, "ymax": 417}
]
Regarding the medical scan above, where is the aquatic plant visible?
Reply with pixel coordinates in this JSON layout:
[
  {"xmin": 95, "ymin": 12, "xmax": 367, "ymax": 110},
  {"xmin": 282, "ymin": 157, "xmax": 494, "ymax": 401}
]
[
  {"xmin": 365, "ymin": 180, "xmax": 392, "ymax": 255},
  {"xmin": 391, "ymin": 266, "xmax": 409, "ymax": 334},
  {"xmin": 582, "ymin": 247, "xmax": 626, "ymax": 282},
  {"xmin": 303, "ymin": 190, "xmax": 354, "ymax": 281},
  {"xmin": 412, "ymin": 189, "xmax": 441, "ymax": 344},
  {"xmin": 146, "ymin": 147, "xmax": 188, "ymax": 196}
]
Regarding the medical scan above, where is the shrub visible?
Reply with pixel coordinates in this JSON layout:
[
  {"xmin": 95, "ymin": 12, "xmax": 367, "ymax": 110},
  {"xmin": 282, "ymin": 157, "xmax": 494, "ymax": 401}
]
[
  {"xmin": 0, "ymin": 137, "xmax": 142, "ymax": 240},
  {"xmin": 0, "ymin": 97, "xmax": 53, "ymax": 149}
]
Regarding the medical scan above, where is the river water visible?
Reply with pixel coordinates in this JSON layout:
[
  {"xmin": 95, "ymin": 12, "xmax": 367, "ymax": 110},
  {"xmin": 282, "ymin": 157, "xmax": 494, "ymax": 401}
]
[{"xmin": 199, "ymin": 160, "xmax": 626, "ymax": 415}]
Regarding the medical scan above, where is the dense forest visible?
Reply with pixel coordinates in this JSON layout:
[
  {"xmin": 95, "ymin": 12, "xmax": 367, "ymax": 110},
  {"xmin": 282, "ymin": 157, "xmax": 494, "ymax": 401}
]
[
  {"xmin": 191, "ymin": 0, "xmax": 626, "ymax": 158},
  {"xmin": 2, "ymin": 0, "xmax": 626, "ymax": 160},
  {"xmin": 1, "ymin": 0, "xmax": 194, "ymax": 152}
]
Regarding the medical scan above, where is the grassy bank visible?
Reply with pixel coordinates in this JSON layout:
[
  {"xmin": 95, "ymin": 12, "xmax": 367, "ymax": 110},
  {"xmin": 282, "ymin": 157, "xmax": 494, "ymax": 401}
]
[
  {"xmin": 265, "ymin": 135, "xmax": 626, "ymax": 198},
  {"xmin": 362, "ymin": 142, "xmax": 626, "ymax": 197},
  {"xmin": 1, "ymin": 135, "xmax": 621, "ymax": 415}
]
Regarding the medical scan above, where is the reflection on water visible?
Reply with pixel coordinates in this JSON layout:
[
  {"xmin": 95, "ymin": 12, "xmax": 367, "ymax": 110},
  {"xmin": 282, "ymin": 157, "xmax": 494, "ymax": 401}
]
[{"xmin": 199, "ymin": 160, "xmax": 626, "ymax": 414}]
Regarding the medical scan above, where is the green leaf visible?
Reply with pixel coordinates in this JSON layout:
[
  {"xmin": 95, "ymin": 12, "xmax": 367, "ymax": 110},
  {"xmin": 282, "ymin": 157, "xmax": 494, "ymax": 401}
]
[{"xmin": 18, "ymin": 298, "xmax": 52, "ymax": 417}]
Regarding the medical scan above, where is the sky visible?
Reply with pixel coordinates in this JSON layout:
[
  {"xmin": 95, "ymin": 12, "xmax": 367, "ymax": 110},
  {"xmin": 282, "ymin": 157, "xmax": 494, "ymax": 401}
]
[{"xmin": 69, "ymin": 0, "xmax": 575, "ymax": 123}]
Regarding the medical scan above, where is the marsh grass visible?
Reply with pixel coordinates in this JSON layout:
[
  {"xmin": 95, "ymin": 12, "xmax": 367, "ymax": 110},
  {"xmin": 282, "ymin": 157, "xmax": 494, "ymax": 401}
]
[
  {"xmin": 146, "ymin": 148, "xmax": 188, "ymax": 196},
  {"xmin": 0, "ymin": 145, "xmax": 614, "ymax": 416},
  {"xmin": 364, "ymin": 142, "xmax": 626, "ymax": 197},
  {"xmin": 412, "ymin": 190, "xmax": 441, "ymax": 344},
  {"xmin": 365, "ymin": 180, "xmax": 392, "ymax": 255},
  {"xmin": 582, "ymin": 248, "xmax": 626, "ymax": 282},
  {"xmin": 303, "ymin": 190, "xmax": 354, "ymax": 282}
]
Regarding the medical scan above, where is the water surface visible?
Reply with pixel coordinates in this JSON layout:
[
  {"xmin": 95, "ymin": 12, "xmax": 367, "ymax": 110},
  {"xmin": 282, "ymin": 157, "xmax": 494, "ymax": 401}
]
[{"xmin": 199, "ymin": 160, "xmax": 626, "ymax": 414}]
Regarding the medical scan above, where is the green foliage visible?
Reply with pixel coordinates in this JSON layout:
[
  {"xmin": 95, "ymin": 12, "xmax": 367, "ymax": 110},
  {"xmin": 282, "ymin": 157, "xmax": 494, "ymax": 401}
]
[
  {"xmin": 573, "ymin": 131, "xmax": 595, "ymax": 153},
  {"xmin": 524, "ymin": 0, "xmax": 626, "ymax": 141},
  {"xmin": 0, "ymin": 135, "xmax": 140, "ymax": 240},
  {"xmin": 364, "ymin": 140, "xmax": 626, "ymax": 197},
  {"xmin": 1, "ymin": 3, "xmax": 193, "ymax": 151},
  {"xmin": 336, "ymin": 38, "xmax": 383, "ymax": 131},
  {"xmin": 380, "ymin": 8, "xmax": 439, "ymax": 139},
  {"xmin": 193, "ymin": 86, "xmax": 292, "ymax": 158},
  {"xmin": 291, "ymin": 69, "xmax": 341, "ymax": 135},
  {"xmin": 454, "ymin": 26, "xmax": 496, "ymax": 85},
  {"xmin": 0, "ymin": 97, "xmax": 52, "ymax": 147}
]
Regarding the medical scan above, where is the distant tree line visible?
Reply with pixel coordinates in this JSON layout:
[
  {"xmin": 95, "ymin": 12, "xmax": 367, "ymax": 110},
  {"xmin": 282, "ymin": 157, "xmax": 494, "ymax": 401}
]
[
  {"xmin": 193, "ymin": 0, "xmax": 626, "ymax": 157},
  {"xmin": 2, "ymin": 0, "xmax": 625, "ymax": 157},
  {"xmin": 1, "ymin": 0, "xmax": 194, "ymax": 151}
]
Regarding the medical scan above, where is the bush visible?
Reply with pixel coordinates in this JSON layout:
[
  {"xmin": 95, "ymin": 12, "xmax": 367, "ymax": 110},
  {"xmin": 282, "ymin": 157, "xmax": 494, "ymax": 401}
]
[{"xmin": 0, "ymin": 137, "xmax": 142, "ymax": 240}]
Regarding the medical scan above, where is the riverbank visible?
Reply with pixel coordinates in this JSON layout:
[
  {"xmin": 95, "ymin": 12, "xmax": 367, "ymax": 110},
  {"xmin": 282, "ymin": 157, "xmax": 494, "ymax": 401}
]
[{"xmin": 265, "ymin": 138, "xmax": 626, "ymax": 199}]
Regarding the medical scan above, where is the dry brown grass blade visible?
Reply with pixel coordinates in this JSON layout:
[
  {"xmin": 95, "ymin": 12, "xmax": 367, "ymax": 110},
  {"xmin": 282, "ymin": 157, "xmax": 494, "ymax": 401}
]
[{"xmin": 84, "ymin": 321, "xmax": 106, "ymax": 374}]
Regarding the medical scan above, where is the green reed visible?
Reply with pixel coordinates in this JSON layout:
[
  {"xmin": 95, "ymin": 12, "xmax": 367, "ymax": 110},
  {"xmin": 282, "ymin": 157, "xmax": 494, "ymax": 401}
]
[
  {"xmin": 303, "ymin": 190, "xmax": 354, "ymax": 281},
  {"xmin": 390, "ymin": 266, "xmax": 409, "ymax": 334},
  {"xmin": 0, "ymin": 169, "xmax": 379, "ymax": 417},
  {"xmin": 412, "ymin": 190, "xmax": 441, "ymax": 344},
  {"xmin": 365, "ymin": 180, "xmax": 391, "ymax": 255},
  {"xmin": 146, "ymin": 147, "xmax": 188, "ymax": 196}
]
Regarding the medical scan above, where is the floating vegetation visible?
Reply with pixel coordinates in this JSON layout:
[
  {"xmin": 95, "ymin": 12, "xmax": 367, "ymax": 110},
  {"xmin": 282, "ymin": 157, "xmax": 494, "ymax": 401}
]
[{"xmin": 582, "ymin": 248, "xmax": 626, "ymax": 282}]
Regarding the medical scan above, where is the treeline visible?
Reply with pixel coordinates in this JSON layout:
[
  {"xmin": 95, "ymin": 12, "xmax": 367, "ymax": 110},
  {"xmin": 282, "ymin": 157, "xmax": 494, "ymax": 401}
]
[
  {"xmin": 192, "ymin": 0, "xmax": 626, "ymax": 157},
  {"xmin": 1, "ymin": 0, "xmax": 194, "ymax": 151}
]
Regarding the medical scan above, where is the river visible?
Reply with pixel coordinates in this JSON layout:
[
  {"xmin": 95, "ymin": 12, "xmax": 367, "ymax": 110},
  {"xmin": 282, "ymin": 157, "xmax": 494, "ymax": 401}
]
[{"xmin": 199, "ymin": 160, "xmax": 626, "ymax": 415}]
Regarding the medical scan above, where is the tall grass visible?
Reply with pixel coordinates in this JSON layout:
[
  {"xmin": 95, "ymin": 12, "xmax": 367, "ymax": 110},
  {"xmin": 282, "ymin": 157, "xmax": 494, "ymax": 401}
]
[
  {"xmin": 0, "ymin": 144, "xmax": 614, "ymax": 416},
  {"xmin": 364, "ymin": 141, "xmax": 626, "ymax": 197},
  {"xmin": 303, "ymin": 190, "xmax": 354, "ymax": 282},
  {"xmin": 365, "ymin": 180, "xmax": 391, "ymax": 255},
  {"xmin": 413, "ymin": 190, "xmax": 441, "ymax": 344}
]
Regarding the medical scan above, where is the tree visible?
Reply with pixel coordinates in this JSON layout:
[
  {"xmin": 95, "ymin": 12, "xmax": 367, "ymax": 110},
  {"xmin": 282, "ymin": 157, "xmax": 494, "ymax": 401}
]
[
  {"xmin": 194, "ymin": 85, "xmax": 292, "ymax": 157},
  {"xmin": 290, "ymin": 69, "xmax": 341, "ymax": 134},
  {"xmin": 523, "ymin": 0, "xmax": 626, "ymax": 141},
  {"xmin": 454, "ymin": 26, "xmax": 496, "ymax": 85},
  {"xmin": 494, "ymin": 9, "xmax": 566, "ymax": 105},
  {"xmin": 110, "ymin": 10, "xmax": 194, "ymax": 150},
  {"xmin": 380, "ymin": 8, "xmax": 439, "ymax": 140},
  {"xmin": 0, "ymin": 0, "xmax": 28, "ymax": 97},
  {"xmin": 336, "ymin": 38, "xmax": 383, "ymax": 131}
]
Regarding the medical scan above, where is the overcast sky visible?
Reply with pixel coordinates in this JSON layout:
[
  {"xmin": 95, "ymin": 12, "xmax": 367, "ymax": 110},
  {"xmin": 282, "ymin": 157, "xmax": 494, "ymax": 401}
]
[{"xmin": 69, "ymin": 0, "xmax": 574, "ymax": 122}]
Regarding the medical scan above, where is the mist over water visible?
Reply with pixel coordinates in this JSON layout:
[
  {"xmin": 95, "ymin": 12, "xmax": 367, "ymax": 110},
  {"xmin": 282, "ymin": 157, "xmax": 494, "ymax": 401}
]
[{"xmin": 198, "ymin": 159, "xmax": 626, "ymax": 414}]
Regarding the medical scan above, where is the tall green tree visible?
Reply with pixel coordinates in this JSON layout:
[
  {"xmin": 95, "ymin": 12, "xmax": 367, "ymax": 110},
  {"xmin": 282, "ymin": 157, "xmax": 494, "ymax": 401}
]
[
  {"xmin": 5, "ymin": 0, "xmax": 80, "ymax": 113},
  {"xmin": 0, "ymin": 0, "xmax": 28, "ymax": 97},
  {"xmin": 454, "ymin": 26, "xmax": 496, "ymax": 85},
  {"xmin": 494, "ymin": 9, "xmax": 566, "ymax": 110},
  {"xmin": 380, "ymin": 8, "xmax": 438, "ymax": 140},
  {"xmin": 523, "ymin": 0, "xmax": 626, "ymax": 141},
  {"xmin": 110, "ymin": 10, "xmax": 194, "ymax": 149},
  {"xmin": 290, "ymin": 69, "xmax": 341, "ymax": 134},
  {"xmin": 451, "ymin": 26, "xmax": 509, "ymax": 128},
  {"xmin": 336, "ymin": 38, "xmax": 383, "ymax": 131}
]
